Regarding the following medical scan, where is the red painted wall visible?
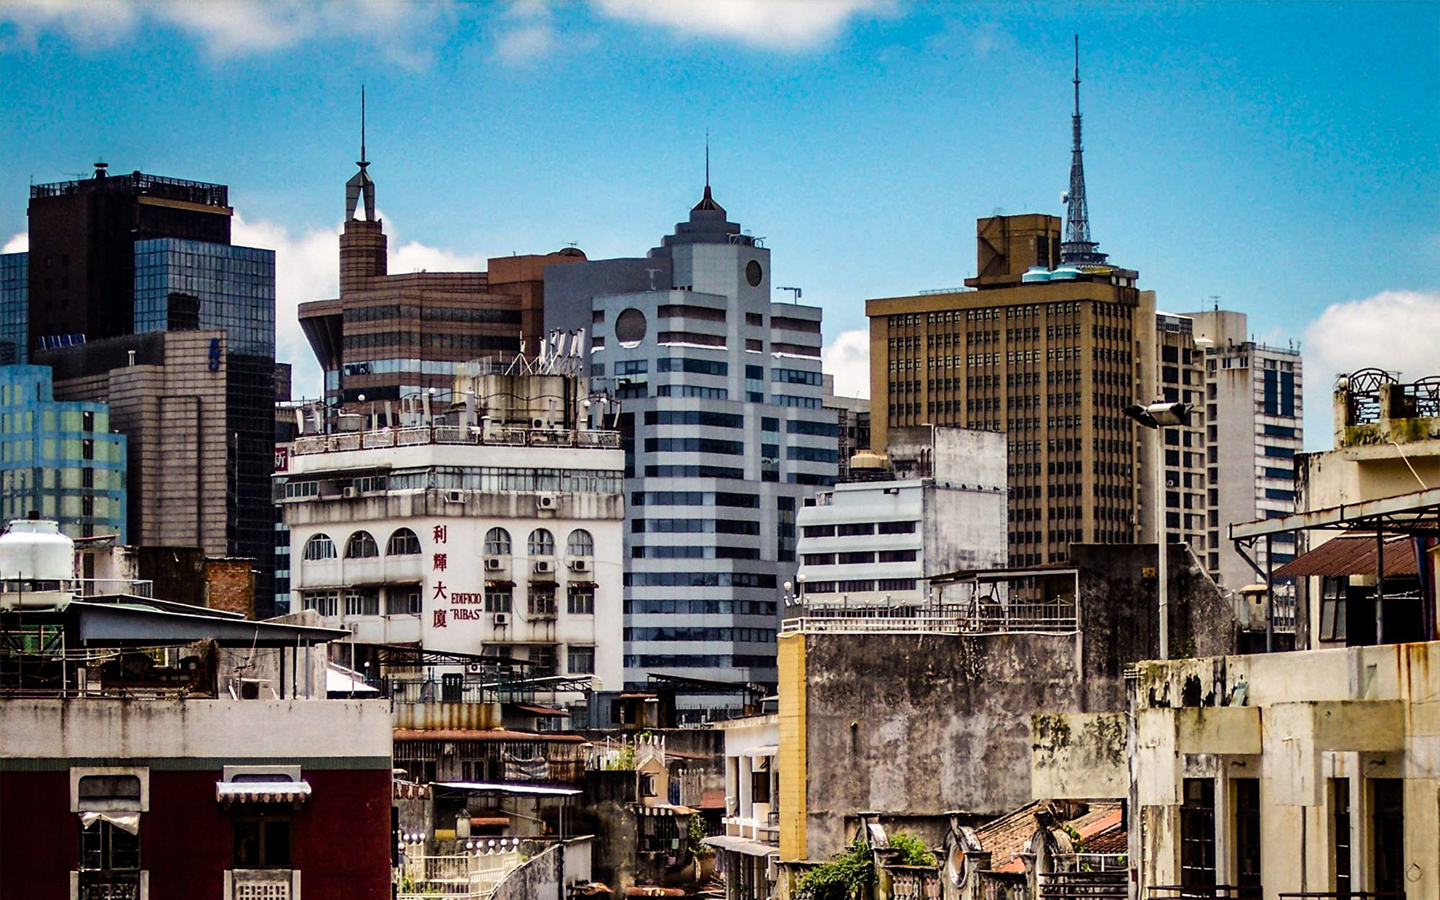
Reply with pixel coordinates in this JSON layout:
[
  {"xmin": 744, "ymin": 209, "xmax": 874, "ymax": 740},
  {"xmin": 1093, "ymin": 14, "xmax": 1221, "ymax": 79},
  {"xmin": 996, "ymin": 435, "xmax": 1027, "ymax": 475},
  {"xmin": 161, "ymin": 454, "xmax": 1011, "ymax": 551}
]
[{"xmin": 1, "ymin": 768, "xmax": 391, "ymax": 900}]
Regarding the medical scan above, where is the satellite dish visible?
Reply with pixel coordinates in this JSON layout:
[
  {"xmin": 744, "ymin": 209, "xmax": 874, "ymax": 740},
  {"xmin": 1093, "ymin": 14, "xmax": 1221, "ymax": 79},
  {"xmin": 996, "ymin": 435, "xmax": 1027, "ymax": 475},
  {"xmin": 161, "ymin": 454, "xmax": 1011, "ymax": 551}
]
[{"xmin": 1060, "ymin": 191, "xmax": 1070, "ymax": 204}]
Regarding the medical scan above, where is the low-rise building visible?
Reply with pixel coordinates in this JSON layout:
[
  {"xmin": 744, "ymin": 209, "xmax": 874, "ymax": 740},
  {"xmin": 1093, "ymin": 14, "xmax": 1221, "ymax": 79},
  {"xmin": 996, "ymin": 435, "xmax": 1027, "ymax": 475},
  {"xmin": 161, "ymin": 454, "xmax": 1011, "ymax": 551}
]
[
  {"xmin": 279, "ymin": 359, "xmax": 625, "ymax": 699},
  {"xmin": 794, "ymin": 426, "xmax": 1007, "ymax": 613},
  {"xmin": 0, "ymin": 518, "xmax": 392, "ymax": 900},
  {"xmin": 707, "ymin": 712, "xmax": 781, "ymax": 900}
]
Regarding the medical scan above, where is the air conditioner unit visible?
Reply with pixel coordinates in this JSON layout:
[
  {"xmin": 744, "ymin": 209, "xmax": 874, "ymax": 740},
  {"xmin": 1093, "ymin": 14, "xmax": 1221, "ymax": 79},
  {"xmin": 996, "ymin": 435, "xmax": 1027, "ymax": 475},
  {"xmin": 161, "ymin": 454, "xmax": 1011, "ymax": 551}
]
[
  {"xmin": 493, "ymin": 612, "xmax": 509, "ymax": 626},
  {"xmin": 341, "ymin": 486, "xmax": 358, "ymax": 499},
  {"xmin": 465, "ymin": 662, "xmax": 486, "ymax": 675},
  {"xmin": 569, "ymin": 558, "xmax": 591, "ymax": 573},
  {"xmin": 445, "ymin": 489, "xmax": 465, "ymax": 503},
  {"xmin": 533, "ymin": 560, "xmax": 554, "ymax": 575},
  {"xmin": 536, "ymin": 493, "xmax": 558, "ymax": 510},
  {"xmin": 485, "ymin": 557, "xmax": 503, "ymax": 571}
]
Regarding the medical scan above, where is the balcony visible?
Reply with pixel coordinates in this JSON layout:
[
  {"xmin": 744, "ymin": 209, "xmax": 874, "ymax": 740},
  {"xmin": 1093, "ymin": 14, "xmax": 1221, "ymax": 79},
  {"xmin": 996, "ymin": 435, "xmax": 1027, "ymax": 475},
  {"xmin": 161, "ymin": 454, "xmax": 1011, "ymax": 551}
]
[
  {"xmin": 291, "ymin": 424, "xmax": 620, "ymax": 457},
  {"xmin": 226, "ymin": 868, "xmax": 299, "ymax": 899},
  {"xmin": 75, "ymin": 871, "xmax": 143, "ymax": 900}
]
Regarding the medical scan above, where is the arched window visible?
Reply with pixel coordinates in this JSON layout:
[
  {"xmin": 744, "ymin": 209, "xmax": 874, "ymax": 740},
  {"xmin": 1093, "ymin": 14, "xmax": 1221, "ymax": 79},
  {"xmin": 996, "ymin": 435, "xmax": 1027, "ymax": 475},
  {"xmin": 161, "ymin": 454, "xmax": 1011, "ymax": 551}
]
[
  {"xmin": 485, "ymin": 527, "xmax": 512, "ymax": 556},
  {"xmin": 387, "ymin": 528, "xmax": 421, "ymax": 556},
  {"xmin": 567, "ymin": 529, "xmax": 594, "ymax": 557},
  {"xmin": 303, "ymin": 534, "xmax": 336, "ymax": 561},
  {"xmin": 345, "ymin": 531, "xmax": 379, "ymax": 559},
  {"xmin": 528, "ymin": 528, "xmax": 555, "ymax": 556}
]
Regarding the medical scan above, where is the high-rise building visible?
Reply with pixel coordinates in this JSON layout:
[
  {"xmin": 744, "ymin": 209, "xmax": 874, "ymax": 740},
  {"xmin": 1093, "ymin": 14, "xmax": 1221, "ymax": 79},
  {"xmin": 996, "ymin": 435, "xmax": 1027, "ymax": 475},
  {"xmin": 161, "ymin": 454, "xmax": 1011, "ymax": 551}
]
[
  {"xmin": 1153, "ymin": 312, "xmax": 1209, "ymax": 555},
  {"xmin": 545, "ymin": 177, "xmax": 837, "ymax": 710},
  {"xmin": 15, "ymin": 166, "xmax": 279, "ymax": 614},
  {"xmin": 865, "ymin": 47, "xmax": 1156, "ymax": 566},
  {"xmin": 821, "ymin": 374, "xmax": 870, "ymax": 481},
  {"xmin": 1184, "ymin": 309, "xmax": 1303, "ymax": 598},
  {"xmin": 866, "ymin": 214, "xmax": 1155, "ymax": 566},
  {"xmin": 297, "ymin": 141, "xmax": 585, "ymax": 407},
  {"xmin": 0, "ymin": 253, "xmax": 25, "ymax": 365},
  {"xmin": 25, "ymin": 166, "xmax": 232, "ymax": 348},
  {"xmin": 0, "ymin": 365, "xmax": 127, "ymax": 540}
]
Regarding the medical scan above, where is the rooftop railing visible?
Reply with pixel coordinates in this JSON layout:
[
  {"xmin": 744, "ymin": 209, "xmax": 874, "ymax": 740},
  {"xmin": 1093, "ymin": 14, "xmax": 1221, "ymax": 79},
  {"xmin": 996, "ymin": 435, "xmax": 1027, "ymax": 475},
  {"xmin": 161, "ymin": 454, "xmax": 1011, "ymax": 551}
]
[
  {"xmin": 0, "ymin": 577, "xmax": 154, "ymax": 599},
  {"xmin": 292, "ymin": 425, "xmax": 620, "ymax": 457},
  {"xmin": 781, "ymin": 597, "xmax": 1078, "ymax": 636}
]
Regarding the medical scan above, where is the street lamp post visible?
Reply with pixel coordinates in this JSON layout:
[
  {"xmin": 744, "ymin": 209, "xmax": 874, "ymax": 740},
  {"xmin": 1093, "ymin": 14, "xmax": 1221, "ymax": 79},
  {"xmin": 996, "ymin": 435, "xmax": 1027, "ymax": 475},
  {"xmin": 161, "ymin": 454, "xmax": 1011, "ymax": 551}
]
[{"xmin": 1123, "ymin": 401, "xmax": 1192, "ymax": 661}]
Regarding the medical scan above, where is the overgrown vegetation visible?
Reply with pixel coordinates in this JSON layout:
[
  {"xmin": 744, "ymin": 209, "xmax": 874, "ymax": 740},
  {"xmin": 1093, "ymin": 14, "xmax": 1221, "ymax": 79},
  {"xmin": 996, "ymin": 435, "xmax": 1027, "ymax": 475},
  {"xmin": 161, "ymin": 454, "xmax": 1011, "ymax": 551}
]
[
  {"xmin": 885, "ymin": 831, "xmax": 936, "ymax": 867},
  {"xmin": 795, "ymin": 837, "xmax": 874, "ymax": 900},
  {"xmin": 688, "ymin": 814, "xmax": 711, "ymax": 855}
]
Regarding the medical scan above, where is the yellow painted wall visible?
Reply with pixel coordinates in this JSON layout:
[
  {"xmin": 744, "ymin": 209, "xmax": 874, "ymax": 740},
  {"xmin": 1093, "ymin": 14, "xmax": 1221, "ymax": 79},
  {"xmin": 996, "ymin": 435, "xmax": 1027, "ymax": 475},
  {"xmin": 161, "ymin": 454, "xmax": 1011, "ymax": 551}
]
[{"xmin": 778, "ymin": 632, "xmax": 807, "ymax": 860}]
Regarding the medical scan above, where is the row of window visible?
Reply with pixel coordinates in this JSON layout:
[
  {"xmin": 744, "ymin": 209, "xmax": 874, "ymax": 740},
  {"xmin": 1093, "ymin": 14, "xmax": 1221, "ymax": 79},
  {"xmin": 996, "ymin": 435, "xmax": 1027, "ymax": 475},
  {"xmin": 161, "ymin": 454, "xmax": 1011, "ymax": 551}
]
[
  {"xmin": 805, "ymin": 578, "xmax": 918, "ymax": 593},
  {"xmin": 800, "ymin": 521, "xmax": 917, "ymax": 538},
  {"xmin": 625, "ymin": 598, "xmax": 777, "ymax": 615},
  {"xmin": 625, "ymin": 627, "xmax": 777, "ymax": 643},
  {"xmin": 802, "ymin": 549, "xmax": 918, "ymax": 565},
  {"xmin": 302, "ymin": 527, "xmax": 596, "ymax": 561}
]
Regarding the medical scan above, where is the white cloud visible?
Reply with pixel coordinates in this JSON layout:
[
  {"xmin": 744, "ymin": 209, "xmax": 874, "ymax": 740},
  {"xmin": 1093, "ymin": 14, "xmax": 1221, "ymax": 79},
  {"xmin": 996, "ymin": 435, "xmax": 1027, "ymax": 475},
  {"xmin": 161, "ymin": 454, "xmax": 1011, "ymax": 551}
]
[
  {"xmin": 589, "ymin": 0, "xmax": 890, "ymax": 51},
  {"xmin": 823, "ymin": 328, "xmax": 870, "ymax": 399},
  {"xmin": 0, "ymin": 0, "xmax": 448, "ymax": 66},
  {"xmin": 2, "ymin": 233, "xmax": 27, "ymax": 254},
  {"xmin": 493, "ymin": 22, "xmax": 558, "ymax": 65},
  {"xmin": 231, "ymin": 209, "xmax": 485, "ymax": 401},
  {"xmin": 1301, "ymin": 289, "xmax": 1440, "ymax": 447}
]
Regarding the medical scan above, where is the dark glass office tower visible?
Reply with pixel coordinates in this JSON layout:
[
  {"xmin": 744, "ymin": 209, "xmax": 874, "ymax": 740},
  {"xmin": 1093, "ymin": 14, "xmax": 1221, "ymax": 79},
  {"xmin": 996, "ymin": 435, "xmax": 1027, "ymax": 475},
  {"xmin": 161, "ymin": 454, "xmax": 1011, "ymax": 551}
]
[{"xmin": 21, "ymin": 166, "xmax": 279, "ymax": 615}]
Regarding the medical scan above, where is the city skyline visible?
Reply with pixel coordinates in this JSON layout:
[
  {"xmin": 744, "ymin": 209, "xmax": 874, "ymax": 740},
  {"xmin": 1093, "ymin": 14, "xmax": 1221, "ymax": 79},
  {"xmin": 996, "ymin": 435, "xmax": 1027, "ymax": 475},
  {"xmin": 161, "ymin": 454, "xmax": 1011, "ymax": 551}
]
[{"xmin": 2, "ymin": 1, "xmax": 1437, "ymax": 448}]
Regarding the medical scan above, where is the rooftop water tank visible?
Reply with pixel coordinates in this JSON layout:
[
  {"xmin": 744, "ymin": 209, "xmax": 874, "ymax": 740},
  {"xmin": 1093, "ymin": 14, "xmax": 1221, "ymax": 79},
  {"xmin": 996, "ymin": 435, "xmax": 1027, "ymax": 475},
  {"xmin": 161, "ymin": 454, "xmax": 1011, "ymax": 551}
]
[
  {"xmin": 1021, "ymin": 267, "xmax": 1053, "ymax": 283},
  {"xmin": 0, "ymin": 518, "xmax": 74, "ymax": 581}
]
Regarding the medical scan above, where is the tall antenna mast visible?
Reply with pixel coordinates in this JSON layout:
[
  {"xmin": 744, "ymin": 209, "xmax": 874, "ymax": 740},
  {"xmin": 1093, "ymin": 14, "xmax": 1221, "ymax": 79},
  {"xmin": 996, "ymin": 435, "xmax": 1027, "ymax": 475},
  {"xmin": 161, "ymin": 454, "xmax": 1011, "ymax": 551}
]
[
  {"xmin": 360, "ymin": 84, "xmax": 367, "ymax": 165},
  {"xmin": 705, "ymin": 127, "xmax": 710, "ymax": 190},
  {"xmin": 346, "ymin": 84, "xmax": 376, "ymax": 222},
  {"xmin": 1061, "ymin": 35, "xmax": 1106, "ymax": 265}
]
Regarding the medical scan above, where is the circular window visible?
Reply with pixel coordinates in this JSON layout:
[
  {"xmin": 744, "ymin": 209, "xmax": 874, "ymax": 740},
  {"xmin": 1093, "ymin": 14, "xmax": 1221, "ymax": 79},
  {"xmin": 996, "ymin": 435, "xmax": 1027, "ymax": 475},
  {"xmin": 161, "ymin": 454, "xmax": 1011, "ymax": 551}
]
[
  {"xmin": 746, "ymin": 259, "xmax": 763, "ymax": 287},
  {"xmin": 614, "ymin": 308, "xmax": 647, "ymax": 347}
]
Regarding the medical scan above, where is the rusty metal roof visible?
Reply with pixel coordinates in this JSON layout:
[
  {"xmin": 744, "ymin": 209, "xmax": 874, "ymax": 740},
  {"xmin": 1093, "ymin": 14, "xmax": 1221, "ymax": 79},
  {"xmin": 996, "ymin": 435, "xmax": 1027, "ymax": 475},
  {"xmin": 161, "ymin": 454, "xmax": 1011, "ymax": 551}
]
[{"xmin": 1274, "ymin": 535, "xmax": 1419, "ymax": 579}]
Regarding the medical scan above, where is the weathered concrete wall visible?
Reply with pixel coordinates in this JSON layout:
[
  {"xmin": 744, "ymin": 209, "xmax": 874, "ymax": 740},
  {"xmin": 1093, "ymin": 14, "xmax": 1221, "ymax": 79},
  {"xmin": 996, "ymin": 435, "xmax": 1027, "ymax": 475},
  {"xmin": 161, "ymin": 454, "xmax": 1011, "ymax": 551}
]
[
  {"xmin": 797, "ymin": 544, "xmax": 1238, "ymax": 860},
  {"xmin": 493, "ymin": 842, "xmax": 565, "ymax": 900}
]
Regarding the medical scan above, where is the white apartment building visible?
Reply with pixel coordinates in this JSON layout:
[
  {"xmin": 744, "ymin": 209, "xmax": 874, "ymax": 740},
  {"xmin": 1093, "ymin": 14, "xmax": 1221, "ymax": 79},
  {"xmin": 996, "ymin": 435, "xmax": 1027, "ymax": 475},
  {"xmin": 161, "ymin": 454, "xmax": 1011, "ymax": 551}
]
[
  {"xmin": 1185, "ymin": 309, "xmax": 1304, "ymax": 627},
  {"xmin": 794, "ymin": 427, "xmax": 1007, "ymax": 611},
  {"xmin": 707, "ymin": 712, "xmax": 780, "ymax": 900},
  {"xmin": 278, "ymin": 365, "xmax": 625, "ymax": 692}
]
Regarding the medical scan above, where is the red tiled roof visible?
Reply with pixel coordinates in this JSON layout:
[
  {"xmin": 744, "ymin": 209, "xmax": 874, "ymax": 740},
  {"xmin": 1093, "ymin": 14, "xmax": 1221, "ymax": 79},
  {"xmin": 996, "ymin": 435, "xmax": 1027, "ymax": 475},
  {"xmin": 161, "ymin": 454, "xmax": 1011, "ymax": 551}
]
[{"xmin": 975, "ymin": 800, "xmax": 1123, "ymax": 872}]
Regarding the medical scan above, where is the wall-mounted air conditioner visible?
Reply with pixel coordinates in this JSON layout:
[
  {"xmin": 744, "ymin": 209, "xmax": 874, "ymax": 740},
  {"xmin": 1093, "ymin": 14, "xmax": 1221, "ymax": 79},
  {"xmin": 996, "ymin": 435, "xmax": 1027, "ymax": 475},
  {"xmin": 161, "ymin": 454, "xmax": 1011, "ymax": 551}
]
[
  {"xmin": 445, "ymin": 490, "xmax": 465, "ymax": 503},
  {"xmin": 569, "ymin": 559, "xmax": 591, "ymax": 573},
  {"xmin": 341, "ymin": 486, "xmax": 358, "ymax": 499},
  {"xmin": 536, "ymin": 493, "xmax": 558, "ymax": 510},
  {"xmin": 494, "ymin": 613, "xmax": 509, "ymax": 626},
  {"xmin": 485, "ymin": 557, "xmax": 503, "ymax": 571},
  {"xmin": 533, "ymin": 560, "xmax": 554, "ymax": 575}
]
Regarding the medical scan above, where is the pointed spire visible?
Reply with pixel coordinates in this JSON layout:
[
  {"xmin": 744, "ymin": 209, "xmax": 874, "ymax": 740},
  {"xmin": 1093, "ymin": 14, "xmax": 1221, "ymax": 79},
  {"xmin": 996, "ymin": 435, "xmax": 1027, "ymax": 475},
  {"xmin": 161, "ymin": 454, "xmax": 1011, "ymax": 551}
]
[
  {"xmin": 1061, "ymin": 34, "xmax": 1106, "ymax": 265},
  {"xmin": 346, "ymin": 85, "xmax": 377, "ymax": 222},
  {"xmin": 693, "ymin": 127, "xmax": 723, "ymax": 212}
]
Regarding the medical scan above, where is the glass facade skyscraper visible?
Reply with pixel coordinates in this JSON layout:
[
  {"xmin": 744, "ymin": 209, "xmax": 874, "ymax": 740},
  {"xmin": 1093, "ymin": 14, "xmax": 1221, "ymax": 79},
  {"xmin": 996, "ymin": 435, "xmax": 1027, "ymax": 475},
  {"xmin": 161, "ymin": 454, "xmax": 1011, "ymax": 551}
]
[
  {"xmin": 0, "ymin": 253, "xmax": 26, "ymax": 365},
  {"xmin": 132, "ymin": 237, "xmax": 278, "ymax": 610},
  {"xmin": 0, "ymin": 365, "xmax": 127, "ymax": 540}
]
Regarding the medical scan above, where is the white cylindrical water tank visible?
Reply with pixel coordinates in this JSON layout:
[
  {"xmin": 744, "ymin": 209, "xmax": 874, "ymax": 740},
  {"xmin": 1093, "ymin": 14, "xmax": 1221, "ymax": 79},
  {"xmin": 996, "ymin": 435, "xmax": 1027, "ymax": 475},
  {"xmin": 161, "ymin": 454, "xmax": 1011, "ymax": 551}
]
[{"xmin": 0, "ymin": 519, "xmax": 75, "ymax": 581}]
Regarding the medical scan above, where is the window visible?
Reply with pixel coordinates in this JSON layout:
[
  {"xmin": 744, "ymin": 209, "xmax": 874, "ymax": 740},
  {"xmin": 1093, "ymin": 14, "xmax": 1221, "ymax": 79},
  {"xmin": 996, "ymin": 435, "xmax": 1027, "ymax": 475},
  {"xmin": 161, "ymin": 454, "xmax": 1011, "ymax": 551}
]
[
  {"xmin": 567, "ymin": 529, "xmax": 594, "ymax": 557},
  {"xmin": 344, "ymin": 589, "xmax": 379, "ymax": 616},
  {"xmin": 877, "ymin": 521, "xmax": 917, "ymax": 535},
  {"xmin": 80, "ymin": 819, "xmax": 140, "ymax": 872},
  {"xmin": 1234, "ymin": 778, "xmax": 1261, "ymax": 898},
  {"xmin": 1332, "ymin": 778, "xmax": 1351, "ymax": 896},
  {"xmin": 485, "ymin": 527, "xmax": 512, "ymax": 556},
  {"xmin": 386, "ymin": 588, "xmax": 422, "ymax": 615},
  {"xmin": 344, "ymin": 531, "xmax": 378, "ymax": 559},
  {"xmin": 751, "ymin": 768, "xmax": 771, "ymax": 804},
  {"xmin": 485, "ymin": 585, "xmax": 512, "ymax": 613},
  {"xmin": 387, "ymin": 528, "xmax": 421, "ymax": 555},
  {"xmin": 568, "ymin": 646, "xmax": 595, "ymax": 674},
  {"xmin": 301, "ymin": 591, "xmax": 338, "ymax": 617},
  {"xmin": 1179, "ymin": 779, "xmax": 1216, "ymax": 891},
  {"xmin": 568, "ymin": 585, "xmax": 595, "ymax": 615},
  {"xmin": 302, "ymin": 534, "xmax": 336, "ymax": 561},
  {"xmin": 234, "ymin": 816, "xmax": 292, "ymax": 868},
  {"xmin": 529, "ymin": 586, "xmax": 557, "ymax": 616},
  {"xmin": 1371, "ymin": 779, "xmax": 1404, "ymax": 896},
  {"xmin": 528, "ymin": 528, "xmax": 555, "ymax": 556},
  {"xmin": 1319, "ymin": 577, "xmax": 1348, "ymax": 643}
]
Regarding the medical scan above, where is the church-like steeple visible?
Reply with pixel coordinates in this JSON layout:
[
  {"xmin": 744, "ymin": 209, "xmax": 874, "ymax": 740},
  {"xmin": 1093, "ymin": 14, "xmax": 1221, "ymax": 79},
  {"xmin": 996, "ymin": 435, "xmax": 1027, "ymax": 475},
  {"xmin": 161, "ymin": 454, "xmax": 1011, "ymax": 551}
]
[
  {"xmin": 346, "ymin": 86, "xmax": 377, "ymax": 222},
  {"xmin": 1061, "ymin": 36, "xmax": 1106, "ymax": 265}
]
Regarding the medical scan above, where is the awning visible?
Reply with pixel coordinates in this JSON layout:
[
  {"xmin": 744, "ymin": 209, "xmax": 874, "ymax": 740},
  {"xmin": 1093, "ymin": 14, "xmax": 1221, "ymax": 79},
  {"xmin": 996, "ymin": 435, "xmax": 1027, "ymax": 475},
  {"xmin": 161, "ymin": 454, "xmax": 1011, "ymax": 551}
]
[
  {"xmin": 216, "ymin": 781, "xmax": 312, "ymax": 803},
  {"xmin": 432, "ymin": 782, "xmax": 581, "ymax": 797},
  {"xmin": 1275, "ymin": 535, "xmax": 1419, "ymax": 579},
  {"xmin": 327, "ymin": 663, "xmax": 379, "ymax": 694},
  {"xmin": 637, "ymin": 803, "xmax": 695, "ymax": 816},
  {"xmin": 703, "ymin": 835, "xmax": 779, "ymax": 857},
  {"xmin": 742, "ymin": 745, "xmax": 778, "ymax": 758}
]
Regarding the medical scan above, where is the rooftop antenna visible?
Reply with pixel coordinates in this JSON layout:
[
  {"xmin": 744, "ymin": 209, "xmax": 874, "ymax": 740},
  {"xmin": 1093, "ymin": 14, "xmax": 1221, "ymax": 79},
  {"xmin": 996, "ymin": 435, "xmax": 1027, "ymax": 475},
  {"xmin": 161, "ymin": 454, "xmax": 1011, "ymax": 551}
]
[
  {"xmin": 1060, "ymin": 35, "xmax": 1106, "ymax": 265},
  {"xmin": 1208, "ymin": 295, "xmax": 1221, "ymax": 312},
  {"xmin": 346, "ymin": 85, "xmax": 376, "ymax": 221},
  {"xmin": 705, "ymin": 127, "xmax": 710, "ymax": 191}
]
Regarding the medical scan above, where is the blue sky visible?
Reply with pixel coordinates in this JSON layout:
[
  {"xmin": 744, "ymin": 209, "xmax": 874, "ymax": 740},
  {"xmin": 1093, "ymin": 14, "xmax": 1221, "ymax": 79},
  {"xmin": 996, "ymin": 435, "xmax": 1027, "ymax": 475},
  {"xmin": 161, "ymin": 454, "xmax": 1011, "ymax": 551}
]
[{"xmin": 1, "ymin": 0, "xmax": 1437, "ymax": 448}]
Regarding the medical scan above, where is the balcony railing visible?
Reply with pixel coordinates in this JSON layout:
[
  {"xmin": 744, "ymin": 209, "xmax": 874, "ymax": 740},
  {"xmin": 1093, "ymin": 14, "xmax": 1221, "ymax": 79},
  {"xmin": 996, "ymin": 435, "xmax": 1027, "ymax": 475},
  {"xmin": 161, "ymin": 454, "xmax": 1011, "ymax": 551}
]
[
  {"xmin": 781, "ymin": 598, "xmax": 1077, "ymax": 636},
  {"xmin": 0, "ymin": 577, "xmax": 154, "ymax": 599},
  {"xmin": 292, "ymin": 425, "xmax": 620, "ymax": 457},
  {"xmin": 76, "ymin": 871, "xmax": 142, "ymax": 900}
]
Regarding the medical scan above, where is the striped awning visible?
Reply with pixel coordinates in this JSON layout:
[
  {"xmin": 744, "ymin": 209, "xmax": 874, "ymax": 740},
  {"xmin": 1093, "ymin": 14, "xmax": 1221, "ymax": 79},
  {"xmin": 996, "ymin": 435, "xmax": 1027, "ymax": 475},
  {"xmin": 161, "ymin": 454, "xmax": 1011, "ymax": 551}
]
[{"xmin": 216, "ymin": 781, "xmax": 312, "ymax": 804}]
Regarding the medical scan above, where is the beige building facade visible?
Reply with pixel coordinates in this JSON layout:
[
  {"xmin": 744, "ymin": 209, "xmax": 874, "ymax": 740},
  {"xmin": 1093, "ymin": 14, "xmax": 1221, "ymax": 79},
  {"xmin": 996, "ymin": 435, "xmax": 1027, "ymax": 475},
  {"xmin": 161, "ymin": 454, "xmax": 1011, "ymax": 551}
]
[{"xmin": 866, "ymin": 214, "xmax": 1155, "ymax": 565}]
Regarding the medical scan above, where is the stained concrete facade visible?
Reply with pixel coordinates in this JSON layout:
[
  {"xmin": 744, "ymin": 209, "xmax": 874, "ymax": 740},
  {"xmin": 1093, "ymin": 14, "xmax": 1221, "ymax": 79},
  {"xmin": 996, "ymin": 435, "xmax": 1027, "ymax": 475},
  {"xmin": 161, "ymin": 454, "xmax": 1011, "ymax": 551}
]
[
  {"xmin": 777, "ymin": 543, "xmax": 1238, "ymax": 861},
  {"xmin": 1033, "ymin": 640, "xmax": 1440, "ymax": 900}
]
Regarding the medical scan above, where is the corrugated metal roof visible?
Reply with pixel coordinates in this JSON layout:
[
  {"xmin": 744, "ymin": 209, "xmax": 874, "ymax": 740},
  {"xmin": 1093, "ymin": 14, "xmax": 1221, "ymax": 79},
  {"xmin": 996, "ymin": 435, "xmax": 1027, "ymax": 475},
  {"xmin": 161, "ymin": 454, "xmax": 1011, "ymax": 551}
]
[
  {"xmin": 393, "ymin": 729, "xmax": 588, "ymax": 743},
  {"xmin": 1274, "ymin": 535, "xmax": 1418, "ymax": 579}
]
